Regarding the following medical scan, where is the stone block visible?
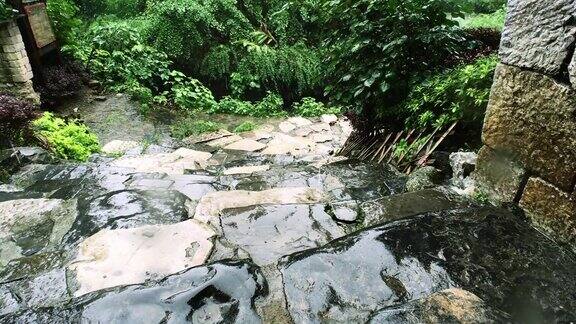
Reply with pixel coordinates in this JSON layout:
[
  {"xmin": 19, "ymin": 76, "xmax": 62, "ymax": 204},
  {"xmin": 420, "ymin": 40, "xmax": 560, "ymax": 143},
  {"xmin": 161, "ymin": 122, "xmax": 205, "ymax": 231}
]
[
  {"xmin": 483, "ymin": 64, "xmax": 576, "ymax": 191},
  {"xmin": 499, "ymin": 0, "xmax": 576, "ymax": 75},
  {"xmin": 519, "ymin": 177, "xmax": 576, "ymax": 247},
  {"xmin": 475, "ymin": 145, "xmax": 526, "ymax": 204},
  {"xmin": 2, "ymin": 51, "xmax": 22, "ymax": 61}
]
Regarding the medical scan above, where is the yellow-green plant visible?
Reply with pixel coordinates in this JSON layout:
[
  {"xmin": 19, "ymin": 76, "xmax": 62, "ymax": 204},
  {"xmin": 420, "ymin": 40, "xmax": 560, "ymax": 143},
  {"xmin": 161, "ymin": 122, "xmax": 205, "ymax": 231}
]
[{"xmin": 33, "ymin": 112, "xmax": 100, "ymax": 161}]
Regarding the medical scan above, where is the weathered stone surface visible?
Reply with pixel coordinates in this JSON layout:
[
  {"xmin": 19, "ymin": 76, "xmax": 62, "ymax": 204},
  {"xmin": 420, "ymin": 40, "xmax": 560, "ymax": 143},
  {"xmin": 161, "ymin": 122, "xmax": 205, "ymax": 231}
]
[
  {"xmin": 449, "ymin": 151, "xmax": 477, "ymax": 191},
  {"xmin": 101, "ymin": 140, "xmax": 139, "ymax": 155},
  {"xmin": 221, "ymin": 204, "xmax": 344, "ymax": 265},
  {"xmin": 328, "ymin": 200, "xmax": 360, "ymax": 223},
  {"xmin": 278, "ymin": 121, "xmax": 296, "ymax": 133},
  {"xmin": 499, "ymin": 0, "xmax": 576, "ymax": 75},
  {"xmin": 369, "ymin": 289, "xmax": 508, "ymax": 323},
  {"xmin": 360, "ymin": 188, "xmax": 469, "ymax": 227},
  {"xmin": 223, "ymin": 165, "xmax": 270, "ymax": 175},
  {"xmin": 224, "ymin": 138, "xmax": 266, "ymax": 152},
  {"xmin": 280, "ymin": 208, "xmax": 576, "ymax": 323},
  {"xmin": 519, "ymin": 177, "xmax": 576, "ymax": 246},
  {"xmin": 406, "ymin": 166, "xmax": 442, "ymax": 192},
  {"xmin": 261, "ymin": 133, "xmax": 316, "ymax": 156},
  {"xmin": 287, "ymin": 116, "xmax": 313, "ymax": 127},
  {"xmin": 321, "ymin": 114, "xmax": 338, "ymax": 124},
  {"xmin": 12, "ymin": 147, "xmax": 55, "ymax": 164},
  {"xmin": 69, "ymin": 220, "xmax": 215, "ymax": 296},
  {"xmin": 206, "ymin": 134, "xmax": 242, "ymax": 147},
  {"xmin": 0, "ymin": 198, "xmax": 76, "ymax": 268},
  {"xmin": 475, "ymin": 146, "xmax": 526, "ymax": 204},
  {"xmin": 194, "ymin": 187, "xmax": 325, "ymax": 224},
  {"xmin": 483, "ymin": 64, "xmax": 576, "ymax": 191},
  {"xmin": 112, "ymin": 148, "xmax": 213, "ymax": 174},
  {"xmin": 3, "ymin": 261, "xmax": 267, "ymax": 323},
  {"xmin": 183, "ymin": 129, "xmax": 233, "ymax": 144},
  {"xmin": 66, "ymin": 189, "xmax": 189, "ymax": 242}
]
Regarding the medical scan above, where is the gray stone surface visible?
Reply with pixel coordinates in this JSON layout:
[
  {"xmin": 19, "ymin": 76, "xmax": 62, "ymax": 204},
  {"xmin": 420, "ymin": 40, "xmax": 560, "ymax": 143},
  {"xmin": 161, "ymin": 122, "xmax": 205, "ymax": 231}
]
[
  {"xmin": 369, "ymin": 289, "xmax": 508, "ymax": 323},
  {"xmin": 475, "ymin": 146, "xmax": 526, "ymax": 204},
  {"xmin": 406, "ymin": 166, "xmax": 442, "ymax": 192},
  {"xmin": 483, "ymin": 64, "xmax": 576, "ymax": 191},
  {"xmin": 519, "ymin": 177, "xmax": 576, "ymax": 246},
  {"xmin": 499, "ymin": 0, "xmax": 576, "ymax": 75}
]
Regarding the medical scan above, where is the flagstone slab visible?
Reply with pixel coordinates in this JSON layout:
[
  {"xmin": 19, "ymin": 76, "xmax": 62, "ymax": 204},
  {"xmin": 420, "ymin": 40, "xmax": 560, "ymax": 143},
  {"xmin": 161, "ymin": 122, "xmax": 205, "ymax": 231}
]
[
  {"xmin": 224, "ymin": 139, "xmax": 266, "ymax": 152},
  {"xmin": 223, "ymin": 165, "xmax": 270, "ymax": 175},
  {"xmin": 111, "ymin": 148, "xmax": 213, "ymax": 175},
  {"xmin": 194, "ymin": 187, "xmax": 326, "ymax": 224},
  {"xmin": 69, "ymin": 220, "xmax": 215, "ymax": 297}
]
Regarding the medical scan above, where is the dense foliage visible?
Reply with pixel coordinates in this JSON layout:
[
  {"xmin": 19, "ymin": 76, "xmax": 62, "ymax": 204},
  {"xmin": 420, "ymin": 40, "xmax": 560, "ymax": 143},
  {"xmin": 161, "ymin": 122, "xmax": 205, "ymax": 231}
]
[
  {"xmin": 403, "ymin": 55, "xmax": 498, "ymax": 129},
  {"xmin": 33, "ymin": 112, "xmax": 100, "ymax": 161},
  {"xmin": 0, "ymin": 2, "xmax": 16, "ymax": 21},
  {"xmin": 43, "ymin": 0, "xmax": 503, "ymax": 139},
  {"xmin": 0, "ymin": 94, "xmax": 38, "ymax": 147},
  {"xmin": 321, "ymin": 0, "xmax": 466, "ymax": 120},
  {"xmin": 36, "ymin": 63, "xmax": 85, "ymax": 106}
]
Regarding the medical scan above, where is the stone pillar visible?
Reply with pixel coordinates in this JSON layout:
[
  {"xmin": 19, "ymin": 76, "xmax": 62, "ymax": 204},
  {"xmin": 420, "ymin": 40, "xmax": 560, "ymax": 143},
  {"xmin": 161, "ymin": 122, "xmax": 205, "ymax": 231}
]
[
  {"xmin": 0, "ymin": 20, "xmax": 39, "ymax": 103},
  {"xmin": 476, "ymin": 0, "xmax": 576, "ymax": 248}
]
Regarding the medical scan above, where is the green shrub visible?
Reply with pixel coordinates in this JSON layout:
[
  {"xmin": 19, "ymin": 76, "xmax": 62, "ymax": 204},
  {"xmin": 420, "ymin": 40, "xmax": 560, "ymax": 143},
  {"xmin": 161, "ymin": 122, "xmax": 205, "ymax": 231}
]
[
  {"xmin": 146, "ymin": 0, "xmax": 252, "ymax": 67},
  {"xmin": 213, "ymin": 97, "xmax": 256, "ymax": 115},
  {"xmin": 322, "ymin": 0, "xmax": 466, "ymax": 121},
  {"xmin": 232, "ymin": 44, "xmax": 323, "ymax": 101},
  {"xmin": 211, "ymin": 93, "xmax": 285, "ymax": 117},
  {"xmin": 75, "ymin": 0, "xmax": 146, "ymax": 18},
  {"xmin": 459, "ymin": 7, "xmax": 506, "ymax": 31},
  {"xmin": 171, "ymin": 120, "xmax": 222, "ymax": 139},
  {"xmin": 167, "ymin": 71, "xmax": 217, "ymax": 111},
  {"xmin": 33, "ymin": 112, "xmax": 100, "ymax": 161},
  {"xmin": 252, "ymin": 92, "xmax": 286, "ymax": 117},
  {"xmin": 46, "ymin": 0, "xmax": 82, "ymax": 44},
  {"xmin": 292, "ymin": 97, "xmax": 340, "ymax": 117},
  {"xmin": 0, "ymin": 3, "xmax": 16, "ymax": 21},
  {"xmin": 234, "ymin": 121, "xmax": 258, "ymax": 133},
  {"xmin": 403, "ymin": 55, "xmax": 499, "ymax": 129}
]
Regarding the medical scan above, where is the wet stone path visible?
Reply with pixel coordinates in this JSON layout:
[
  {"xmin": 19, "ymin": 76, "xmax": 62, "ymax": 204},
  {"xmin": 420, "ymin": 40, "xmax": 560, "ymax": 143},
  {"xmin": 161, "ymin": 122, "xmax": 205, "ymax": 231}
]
[{"xmin": 1, "ymin": 110, "xmax": 575, "ymax": 323}]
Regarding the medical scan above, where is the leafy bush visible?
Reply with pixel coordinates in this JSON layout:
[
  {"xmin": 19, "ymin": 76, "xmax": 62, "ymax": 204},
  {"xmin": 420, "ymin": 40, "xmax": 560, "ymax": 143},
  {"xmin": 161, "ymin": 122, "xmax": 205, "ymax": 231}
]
[
  {"xmin": 233, "ymin": 44, "xmax": 322, "ymax": 102},
  {"xmin": 33, "ymin": 112, "xmax": 100, "ymax": 161},
  {"xmin": 252, "ymin": 92, "xmax": 285, "ymax": 117},
  {"xmin": 0, "ymin": 3, "xmax": 16, "ymax": 21},
  {"xmin": 75, "ymin": 0, "xmax": 146, "ymax": 18},
  {"xmin": 322, "ymin": 0, "xmax": 465, "ymax": 121},
  {"xmin": 234, "ymin": 121, "xmax": 258, "ymax": 133},
  {"xmin": 292, "ymin": 97, "xmax": 340, "ymax": 117},
  {"xmin": 167, "ymin": 71, "xmax": 217, "ymax": 111},
  {"xmin": 171, "ymin": 120, "xmax": 221, "ymax": 139},
  {"xmin": 210, "ymin": 93, "xmax": 285, "ymax": 117},
  {"xmin": 146, "ymin": 0, "xmax": 252, "ymax": 67},
  {"xmin": 46, "ymin": 0, "xmax": 82, "ymax": 44},
  {"xmin": 36, "ymin": 63, "xmax": 85, "ymax": 106},
  {"xmin": 403, "ymin": 55, "xmax": 498, "ymax": 129},
  {"xmin": 0, "ymin": 94, "xmax": 39, "ymax": 147},
  {"xmin": 212, "ymin": 96, "xmax": 256, "ymax": 115}
]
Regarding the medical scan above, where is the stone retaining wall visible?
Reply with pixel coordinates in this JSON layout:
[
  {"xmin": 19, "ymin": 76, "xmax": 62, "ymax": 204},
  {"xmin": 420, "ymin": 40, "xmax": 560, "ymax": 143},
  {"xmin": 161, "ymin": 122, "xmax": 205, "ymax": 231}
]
[
  {"xmin": 476, "ymin": 0, "xmax": 576, "ymax": 248},
  {"xmin": 0, "ymin": 20, "xmax": 39, "ymax": 103}
]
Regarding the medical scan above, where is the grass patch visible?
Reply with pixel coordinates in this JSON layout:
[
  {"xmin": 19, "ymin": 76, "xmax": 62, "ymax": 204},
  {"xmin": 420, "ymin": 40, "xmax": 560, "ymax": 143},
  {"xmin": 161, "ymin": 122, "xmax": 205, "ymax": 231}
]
[
  {"xmin": 458, "ymin": 8, "xmax": 506, "ymax": 31},
  {"xmin": 234, "ymin": 121, "xmax": 258, "ymax": 133},
  {"xmin": 171, "ymin": 119, "xmax": 222, "ymax": 139}
]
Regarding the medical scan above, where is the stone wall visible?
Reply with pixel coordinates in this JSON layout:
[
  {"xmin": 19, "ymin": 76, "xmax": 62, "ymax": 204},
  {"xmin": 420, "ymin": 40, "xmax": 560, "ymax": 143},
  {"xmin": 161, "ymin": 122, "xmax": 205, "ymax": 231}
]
[
  {"xmin": 0, "ymin": 20, "xmax": 39, "ymax": 103},
  {"xmin": 476, "ymin": 0, "xmax": 576, "ymax": 248}
]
